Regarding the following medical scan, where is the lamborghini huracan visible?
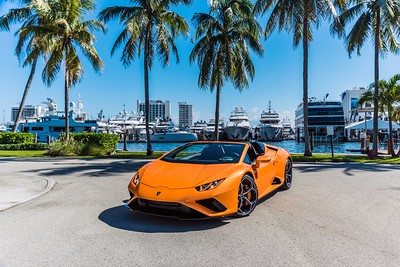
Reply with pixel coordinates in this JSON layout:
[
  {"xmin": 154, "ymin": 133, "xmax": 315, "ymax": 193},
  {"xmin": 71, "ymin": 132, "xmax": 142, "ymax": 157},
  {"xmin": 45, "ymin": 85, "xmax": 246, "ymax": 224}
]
[{"xmin": 126, "ymin": 141, "xmax": 292, "ymax": 219}]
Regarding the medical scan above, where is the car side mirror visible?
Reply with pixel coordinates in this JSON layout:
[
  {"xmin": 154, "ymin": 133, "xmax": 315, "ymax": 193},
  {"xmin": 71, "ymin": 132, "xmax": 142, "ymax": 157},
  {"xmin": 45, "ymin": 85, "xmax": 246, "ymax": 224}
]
[{"xmin": 254, "ymin": 155, "xmax": 271, "ymax": 168}]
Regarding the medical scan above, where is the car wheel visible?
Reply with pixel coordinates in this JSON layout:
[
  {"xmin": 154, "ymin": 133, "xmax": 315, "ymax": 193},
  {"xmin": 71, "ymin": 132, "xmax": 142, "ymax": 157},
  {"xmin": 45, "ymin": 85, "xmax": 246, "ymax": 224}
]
[
  {"xmin": 281, "ymin": 159, "xmax": 292, "ymax": 190},
  {"xmin": 237, "ymin": 175, "xmax": 258, "ymax": 217}
]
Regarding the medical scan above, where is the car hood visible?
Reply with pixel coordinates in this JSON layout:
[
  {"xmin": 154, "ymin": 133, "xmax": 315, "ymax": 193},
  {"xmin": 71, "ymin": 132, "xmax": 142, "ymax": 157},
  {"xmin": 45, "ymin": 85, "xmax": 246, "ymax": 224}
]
[{"xmin": 140, "ymin": 160, "xmax": 240, "ymax": 189}]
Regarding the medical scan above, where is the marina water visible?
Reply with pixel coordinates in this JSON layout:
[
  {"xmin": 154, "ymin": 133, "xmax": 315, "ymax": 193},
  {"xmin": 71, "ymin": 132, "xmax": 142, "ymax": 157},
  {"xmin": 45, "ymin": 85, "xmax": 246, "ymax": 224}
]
[{"xmin": 117, "ymin": 140, "xmax": 364, "ymax": 154}]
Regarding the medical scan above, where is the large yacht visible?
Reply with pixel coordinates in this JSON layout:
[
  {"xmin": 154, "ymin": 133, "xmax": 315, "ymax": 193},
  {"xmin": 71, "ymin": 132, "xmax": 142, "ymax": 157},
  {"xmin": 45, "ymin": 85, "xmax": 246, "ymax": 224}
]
[
  {"xmin": 19, "ymin": 98, "xmax": 98, "ymax": 142},
  {"xmin": 150, "ymin": 119, "xmax": 198, "ymax": 142},
  {"xmin": 295, "ymin": 99, "xmax": 345, "ymax": 142},
  {"xmin": 257, "ymin": 101, "xmax": 283, "ymax": 141},
  {"xmin": 190, "ymin": 120, "xmax": 207, "ymax": 140},
  {"xmin": 224, "ymin": 107, "xmax": 252, "ymax": 141},
  {"xmin": 203, "ymin": 118, "xmax": 225, "ymax": 140},
  {"xmin": 282, "ymin": 118, "xmax": 295, "ymax": 140}
]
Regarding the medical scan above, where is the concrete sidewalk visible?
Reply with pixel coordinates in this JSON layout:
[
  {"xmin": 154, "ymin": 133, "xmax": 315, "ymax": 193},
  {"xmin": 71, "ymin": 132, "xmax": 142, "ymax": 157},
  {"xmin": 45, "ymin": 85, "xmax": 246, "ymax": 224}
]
[{"xmin": 0, "ymin": 174, "xmax": 54, "ymax": 211}]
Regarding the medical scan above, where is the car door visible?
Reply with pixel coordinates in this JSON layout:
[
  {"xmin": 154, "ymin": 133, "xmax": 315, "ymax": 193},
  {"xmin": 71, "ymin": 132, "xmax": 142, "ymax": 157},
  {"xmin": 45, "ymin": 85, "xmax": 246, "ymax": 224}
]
[{"xmin": 252, "ymin": 148, "xmax": 278, "ymax": 197}]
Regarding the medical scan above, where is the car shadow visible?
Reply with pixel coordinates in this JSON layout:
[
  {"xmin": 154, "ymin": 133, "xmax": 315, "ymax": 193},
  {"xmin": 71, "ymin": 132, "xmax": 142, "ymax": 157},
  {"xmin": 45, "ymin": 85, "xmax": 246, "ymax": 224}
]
[
  {"xmin": 18, "ymin": 158, "xmax": 152, "ymax": 177},
  {"xmin": 98, "ymin": 204, "xmax": 230, "ymax": 233}
]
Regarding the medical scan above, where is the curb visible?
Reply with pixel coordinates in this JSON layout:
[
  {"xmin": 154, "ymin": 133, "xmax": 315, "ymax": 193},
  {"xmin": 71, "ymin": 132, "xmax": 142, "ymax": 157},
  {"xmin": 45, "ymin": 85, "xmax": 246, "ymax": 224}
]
[{"xmin": 0, "ymin": 176, "xmax": 55, "ymax": 212}]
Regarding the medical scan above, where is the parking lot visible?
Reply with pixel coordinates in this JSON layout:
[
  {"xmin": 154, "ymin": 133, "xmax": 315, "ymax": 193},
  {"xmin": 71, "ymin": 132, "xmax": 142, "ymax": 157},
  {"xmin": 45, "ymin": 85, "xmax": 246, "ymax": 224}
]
[{"xmin": 1, "ymin": 158, "xmax": 399, "ymax": 266}]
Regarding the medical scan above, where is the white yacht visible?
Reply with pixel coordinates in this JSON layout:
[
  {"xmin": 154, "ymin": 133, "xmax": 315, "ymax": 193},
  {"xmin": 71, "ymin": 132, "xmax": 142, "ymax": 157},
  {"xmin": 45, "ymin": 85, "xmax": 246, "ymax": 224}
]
[
  {"xmin": 190, "ymin": 120, "xmax": 207, "ymax": 140},
  {"xmin": 257, "ymin": 101, "xmax": 284, "ymax": 141},
  {"xmin": 0, "ymin": 124, "xmax": 8, "ymax": 132},
  {"xmin": 150, "ymin": 119, "xmax": 198, "ymax": 142},
  {"xmin": 203, "ymin": 118, "xmax": 225, "ymax": 140},
  {"xmin": 107, "ymin": 109, "xmax": 141, "ymax": 133},
  {"xmin": 224, "ymin": 107, "xmax": 252, "ymax": 141},
  {"xmin": 282, "ymin": 118, "xmax": 295, "ymax": 140},
  {"xmin": 133, "ymin": 118, "xmax": 156, "ymax": 141}
]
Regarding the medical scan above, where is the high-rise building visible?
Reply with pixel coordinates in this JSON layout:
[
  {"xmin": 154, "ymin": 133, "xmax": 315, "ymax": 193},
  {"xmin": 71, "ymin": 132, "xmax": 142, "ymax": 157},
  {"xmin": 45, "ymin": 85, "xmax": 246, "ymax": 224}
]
[
  {"xmin": 137, "ymin": 100, "xmax": 171, "ymax": 122},
  {"xmin": 340, "ymin": 87, "xmax": 372, "ymax": 124},
  {"xmin": 11, "ymin": 105, "xmax": 46, "ymax": 122},
  {"xmin": 178, "ymin": 102, "xmax": 193, "ymax": 129}
]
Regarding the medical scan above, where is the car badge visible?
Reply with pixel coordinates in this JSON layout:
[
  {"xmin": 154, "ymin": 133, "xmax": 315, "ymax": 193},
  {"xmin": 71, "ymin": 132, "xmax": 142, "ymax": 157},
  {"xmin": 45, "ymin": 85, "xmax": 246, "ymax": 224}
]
[{"xmin": 156, "ymin": 192, "xmax": 161, "ymax": 196}]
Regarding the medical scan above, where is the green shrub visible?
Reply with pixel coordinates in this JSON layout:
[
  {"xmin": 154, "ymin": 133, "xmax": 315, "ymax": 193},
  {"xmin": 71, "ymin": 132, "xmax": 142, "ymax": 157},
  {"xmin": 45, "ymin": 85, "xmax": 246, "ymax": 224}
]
[
  {"xmin": 47, "ymin": 133, "xmax": 119, "ymax": 156},
  {"xmin": 70, "ymin": 133, "xmax": 119, "ymax": 155},
  {"xmin": 0, "ymin": 143, "xmax": 48, "ymax": 150},
  {"xmin": 46, "ymin": 139, "xmax": 82, "ymax": 156},
  {"xmin": 0, "ymin": 132, "xmax": 35, "ymax": 144}
]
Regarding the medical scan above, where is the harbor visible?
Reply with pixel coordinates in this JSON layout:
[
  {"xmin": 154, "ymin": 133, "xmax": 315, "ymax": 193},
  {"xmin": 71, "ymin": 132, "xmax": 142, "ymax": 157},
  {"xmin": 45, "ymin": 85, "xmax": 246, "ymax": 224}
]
[
  {"xmin": 116, "ymin": 140, "xmax": 366, "ymax": 154},
  {"xmin": 2, "ymin": 89, "xmax": 400, "ymax": 157}
]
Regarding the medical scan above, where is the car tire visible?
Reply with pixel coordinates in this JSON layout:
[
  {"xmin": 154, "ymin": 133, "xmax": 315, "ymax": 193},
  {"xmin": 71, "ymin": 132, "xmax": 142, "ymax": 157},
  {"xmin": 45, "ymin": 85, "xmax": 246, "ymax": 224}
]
[
  {"xmin": 237, "ymin": 175, "xmax": 258, "ymax": 217},
  {"xmin": 281, "ymin": 159, "xmax": 292, "ymax": 190}
]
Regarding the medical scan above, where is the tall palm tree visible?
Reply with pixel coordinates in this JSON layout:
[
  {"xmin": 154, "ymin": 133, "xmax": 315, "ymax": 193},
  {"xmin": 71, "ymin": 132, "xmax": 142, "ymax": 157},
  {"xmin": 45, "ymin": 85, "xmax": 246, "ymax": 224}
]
[
  {"xmin": 254, "ymin": 0, "xmax": 344, "ymax": 156},
  {"xmin": 0, "ymin": 0, "xmax": 45, "ymax": 132},
  {"xmin": 331, "ymin": 0, "xmax": 400, "ymax": 157},
  {"xmin": 20, "ymin": 0, "xmax": 105, "ymax": 140},
  {"xmin": 358, "ymin": 74, "xmax": 400, "ymax": 157},
  {"xmin": 392, "ymin": 107, "xmax": 400, "ymax": 124},
  {"xmin": 190, "ymin": 0, "xmax": 263, "ymax": 141},
  {"xmin": 99, "ymin": 0, "xmax": 191, "ymax": 156}
]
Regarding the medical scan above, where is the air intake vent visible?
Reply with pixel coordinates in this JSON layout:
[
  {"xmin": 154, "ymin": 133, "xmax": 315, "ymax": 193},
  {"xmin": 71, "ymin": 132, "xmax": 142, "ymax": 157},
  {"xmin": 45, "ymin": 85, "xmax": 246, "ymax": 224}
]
[
  {"xmin": 196, "ymin": 198, "xmax": 227, "ymax": 212},
  {"xmin": 272, "ymin": 177, "xmax": 281, "ymax": 185}
]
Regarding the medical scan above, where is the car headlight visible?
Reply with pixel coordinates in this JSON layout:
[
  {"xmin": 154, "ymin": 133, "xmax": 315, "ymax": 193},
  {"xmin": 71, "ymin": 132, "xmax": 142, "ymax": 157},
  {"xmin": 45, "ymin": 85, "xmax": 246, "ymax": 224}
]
[
  {"xmin": 195, "ymin": 178, "xmax": 225, "ymax": 192},
  {"xmin": 132, "ymin": 173, "xmax": 141, "ymax": 185}
]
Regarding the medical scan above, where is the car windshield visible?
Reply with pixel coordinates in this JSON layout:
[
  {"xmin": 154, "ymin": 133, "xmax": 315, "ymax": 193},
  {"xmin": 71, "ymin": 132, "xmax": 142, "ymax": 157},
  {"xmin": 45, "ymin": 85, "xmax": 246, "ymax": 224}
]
[{"xmin": 161, "ymin": 143, "xmax": 245, "ymax": 164}]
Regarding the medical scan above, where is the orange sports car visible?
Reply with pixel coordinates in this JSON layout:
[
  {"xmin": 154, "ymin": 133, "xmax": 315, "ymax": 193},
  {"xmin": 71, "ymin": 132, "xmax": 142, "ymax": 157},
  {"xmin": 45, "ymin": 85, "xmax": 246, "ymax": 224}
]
[{"xmin": 126, "ymin": 141, "xmax": 292, "ymax": 219}]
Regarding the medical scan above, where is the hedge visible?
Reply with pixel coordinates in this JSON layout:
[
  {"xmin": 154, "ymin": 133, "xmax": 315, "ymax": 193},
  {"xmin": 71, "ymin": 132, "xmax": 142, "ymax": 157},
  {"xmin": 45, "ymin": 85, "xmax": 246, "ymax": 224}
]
[{"xmin": 0, "ymin": 132, "xmax": 35, "ymax": 144}]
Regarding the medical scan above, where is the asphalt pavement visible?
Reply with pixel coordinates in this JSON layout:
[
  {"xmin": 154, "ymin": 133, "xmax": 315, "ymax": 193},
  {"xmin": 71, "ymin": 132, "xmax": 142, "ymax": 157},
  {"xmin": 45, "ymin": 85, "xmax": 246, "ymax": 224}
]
[{"xmin": 1, "ymin": 158, "xmax": 400, "ymax": 267}]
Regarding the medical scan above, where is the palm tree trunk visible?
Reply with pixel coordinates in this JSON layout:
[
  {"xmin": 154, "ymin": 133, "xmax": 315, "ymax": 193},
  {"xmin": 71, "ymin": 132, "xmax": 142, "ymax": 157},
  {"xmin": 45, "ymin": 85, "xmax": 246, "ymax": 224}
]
[
  {"xmin": 144, "ymin": 23, "xmax": 153, "ymax": 156},
  {"xmin": 214, "ymin": 84, "xmax": 221, "ymax": 141},
  {"xmin": 302, "ymin": 9, "xmax": 312, "ymax": 156},
  {"xmin": 388, "ymin": 106, "xmax": 395, "ymax": 157},
  {"xmin": 12, "ymin": 59, "xmax": 37, "ymax": 132},
  {"xmin": 373, "ymin": 10, "xmax": 380, "ymax": 157},
  {"xmin": 65, "ymin": 68, "xmax": 70, "ymax": 141}
]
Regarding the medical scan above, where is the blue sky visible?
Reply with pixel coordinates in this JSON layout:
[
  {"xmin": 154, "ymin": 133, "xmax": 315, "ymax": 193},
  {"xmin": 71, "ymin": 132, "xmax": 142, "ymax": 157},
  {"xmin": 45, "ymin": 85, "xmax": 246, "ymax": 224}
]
[{"xmin": 1, "ymin": 0, "xmax": 400, "ymax": 127}]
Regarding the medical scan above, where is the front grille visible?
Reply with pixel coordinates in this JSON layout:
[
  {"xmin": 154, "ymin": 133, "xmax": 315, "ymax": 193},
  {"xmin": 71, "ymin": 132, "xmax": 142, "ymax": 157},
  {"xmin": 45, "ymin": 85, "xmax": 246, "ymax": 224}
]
[{"xmin": 129, "ymin": 198, "xmax": 207, "ymax": 219}]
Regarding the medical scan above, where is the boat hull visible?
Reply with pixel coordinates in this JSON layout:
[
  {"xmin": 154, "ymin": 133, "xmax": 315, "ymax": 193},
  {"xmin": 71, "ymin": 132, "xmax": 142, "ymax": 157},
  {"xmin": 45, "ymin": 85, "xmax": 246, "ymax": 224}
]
[
  {"xmin": 224, "ymin": 126, "xmax": 251, "ymax": 141},
  {"xmin": 258, "ymin": 125, "xmax": 283, "ymax": 141}
]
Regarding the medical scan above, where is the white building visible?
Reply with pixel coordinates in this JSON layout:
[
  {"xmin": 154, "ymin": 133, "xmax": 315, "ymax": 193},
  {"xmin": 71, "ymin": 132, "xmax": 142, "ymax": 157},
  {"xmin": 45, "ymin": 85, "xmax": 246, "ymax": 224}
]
[
  {"xmin": 340, "ymin": 87, "xmax": 372, "ymax": 124},
  {"xmin": 178, "ymin": 102, "xmax": 193, "ymax": 129},
  {"xmin": 11, "ymin": 105, "xmax": 46, "ymax": 122},
  {"xmin": 137, "ymin": 100, "xmax": 171, "ymax": 122}
]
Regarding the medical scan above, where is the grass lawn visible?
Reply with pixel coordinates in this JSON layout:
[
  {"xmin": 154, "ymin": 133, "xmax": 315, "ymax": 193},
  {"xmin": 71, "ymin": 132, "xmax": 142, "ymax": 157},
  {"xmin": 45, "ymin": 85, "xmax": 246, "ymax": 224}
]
[
  {"xmin": 1, "ymin": 150, "xmax": 400, "ymax": 164},
  {"xmin": 0, "ymin": 150, "xmax": 48, "ymax": 157}
]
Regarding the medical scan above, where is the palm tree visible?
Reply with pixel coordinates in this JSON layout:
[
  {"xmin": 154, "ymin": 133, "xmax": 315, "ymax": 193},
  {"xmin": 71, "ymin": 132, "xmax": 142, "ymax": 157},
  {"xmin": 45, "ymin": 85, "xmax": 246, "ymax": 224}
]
[
  {"xmin": 392, "ymin": 107, "xmax": 400, "ymax": 124},
  {"xmin": 254, "ymin": 0, "xmax": 344, "ymax": 156},
  {"xmin": 190, "ymin": 0, "xmax": 263, "ymax": 141},
  {"xmin": 99, "ymin": 0, "xmax": 191, "ymax": 156},
  {"xmin": 20, "ymin": 0, "xmax": 105, "ymax": 141},
  {"xmin": 358, "ymin": 74, "xmax": 400, "ymax": 157},
  {"xmin": 331, "ymin": 0, "xmax": 400, "ymax": 157},
  {"xmin": 0, "ymin": 0, "xmax": 45, "ymax": 132}
]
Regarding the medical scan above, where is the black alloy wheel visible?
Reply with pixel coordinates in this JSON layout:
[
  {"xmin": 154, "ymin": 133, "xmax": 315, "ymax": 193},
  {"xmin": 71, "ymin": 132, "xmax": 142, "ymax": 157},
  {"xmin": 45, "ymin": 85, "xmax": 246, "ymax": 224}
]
[
  {"xmin": 281, "ymin": 159, "xmax": 292, "ymax": 190},
  {"xmin": 237, "ymin": 175, "xmax": 258, "ymax": 217}
]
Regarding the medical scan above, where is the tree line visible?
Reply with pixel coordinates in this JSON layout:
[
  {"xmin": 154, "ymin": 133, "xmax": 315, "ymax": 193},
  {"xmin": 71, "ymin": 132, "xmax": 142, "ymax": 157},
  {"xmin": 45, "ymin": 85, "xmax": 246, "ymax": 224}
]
[{"xmin": 1, "ymin": 0, "xmax": 400, "ymax": 157}]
